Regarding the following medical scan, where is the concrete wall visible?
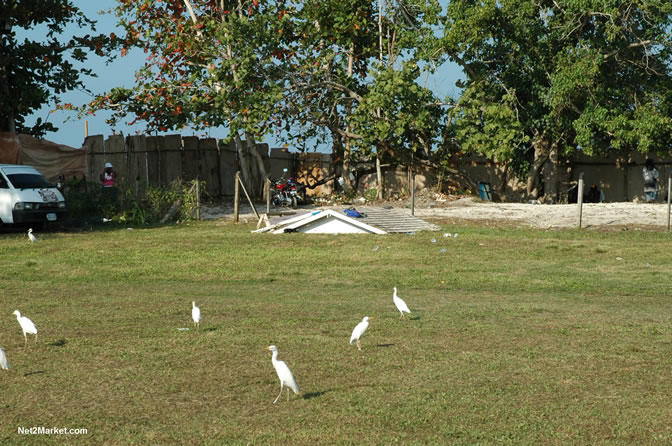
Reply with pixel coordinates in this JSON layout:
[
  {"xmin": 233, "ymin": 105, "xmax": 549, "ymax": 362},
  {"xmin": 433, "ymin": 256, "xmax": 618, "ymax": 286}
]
[{"xmin": 571, "ymin": 151, "xmax": 672, "ymax": 203}]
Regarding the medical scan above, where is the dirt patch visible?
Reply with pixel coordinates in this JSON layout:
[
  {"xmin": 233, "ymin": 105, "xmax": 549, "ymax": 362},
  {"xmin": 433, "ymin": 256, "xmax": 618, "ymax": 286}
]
[{"xmin": 202, "ymin": 191, "xmax": 672, "ymax": 230}]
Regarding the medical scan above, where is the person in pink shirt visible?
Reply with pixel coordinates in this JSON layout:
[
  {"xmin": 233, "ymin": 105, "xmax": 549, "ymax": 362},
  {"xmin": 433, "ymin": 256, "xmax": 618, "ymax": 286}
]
[
  {"xmin": 100, "ymin": 162, "xmax": 118, "ymax": 208},
  {"xmin": 100, "ymin": 162, "xmax": 117, "ymax": 187}
]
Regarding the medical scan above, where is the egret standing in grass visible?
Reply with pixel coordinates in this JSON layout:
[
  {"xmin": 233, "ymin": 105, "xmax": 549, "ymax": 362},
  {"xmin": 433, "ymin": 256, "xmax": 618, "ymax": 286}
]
[
  {"xmin": 27, "ymin": 228, "xmax": 39, "ymax": 243},
  {"xmin": 350, "ymin": 316, "xmax": 373, "ymax": 351},
  {"xmin": 191, "ymin": 301, "xmax": 201, "ymax": 329},
  {"xmin": 393, "ymin": 287, "xmax": 411, "ymax": 319},
  {"xmin": 12, "ymin": 310, "xmax": 37, "ymax": 345},
  {"xmin": 265, "ymin": 345, "xmax": 300, "ymax": 403},
  {"xmin": 0, "ymin": 346, "xmax": 9, "ymax": 370}
]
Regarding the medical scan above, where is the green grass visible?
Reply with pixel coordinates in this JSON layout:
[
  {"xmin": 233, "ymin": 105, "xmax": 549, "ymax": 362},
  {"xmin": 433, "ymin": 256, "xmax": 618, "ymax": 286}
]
[{"xmin": 1, "ymin": 222, "xmax": 672, "ymax": 444}]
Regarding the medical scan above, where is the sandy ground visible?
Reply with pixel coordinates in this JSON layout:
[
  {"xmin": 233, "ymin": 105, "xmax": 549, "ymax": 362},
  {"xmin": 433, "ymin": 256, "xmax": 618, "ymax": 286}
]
[{"xmin": 202, "ymin": 193, "xmax": 672, "ymax": 231}]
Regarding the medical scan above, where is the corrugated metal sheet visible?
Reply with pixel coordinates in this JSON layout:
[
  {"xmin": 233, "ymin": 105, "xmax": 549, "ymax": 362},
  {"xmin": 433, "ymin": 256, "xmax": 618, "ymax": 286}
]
[{"xmin": 339, "ymin": 206, "xmax": 441, "ymax": 233}]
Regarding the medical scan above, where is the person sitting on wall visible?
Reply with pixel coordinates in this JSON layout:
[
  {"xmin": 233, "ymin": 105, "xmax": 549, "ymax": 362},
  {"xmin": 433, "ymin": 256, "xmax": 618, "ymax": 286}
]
[
  {"xmin": 586, "ymin": 184, "xmax": 601, "ymax": 203},
  {"xmin": 643, "ymin": 158, "xmax": 659, "ymax": 203}
]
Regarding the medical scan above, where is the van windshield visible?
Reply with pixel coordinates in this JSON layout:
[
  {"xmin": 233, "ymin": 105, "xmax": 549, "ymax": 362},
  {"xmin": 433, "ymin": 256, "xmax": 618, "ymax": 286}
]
[{"xmin": 7, "ymin": 173, "xmax": 53, "ymax": 189}]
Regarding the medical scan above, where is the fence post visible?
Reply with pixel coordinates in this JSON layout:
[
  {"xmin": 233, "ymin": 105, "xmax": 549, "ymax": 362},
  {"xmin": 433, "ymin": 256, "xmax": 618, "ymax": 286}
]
[
  {"xmin": 237, "ymin": 174, "xmax": 260, "ymax": 220},
  {"xmin": 667, "ymin": 174, "xmax": 671, "ymax": 232},
  {"xmin": 234, "ymin": 171, "xmax": 240, "ymax": 223},
  {"xmin": 577, "ymin": 173, "xmax": 584, "ymax": 229},
  {"xmin": 266, "ymin": 177, "xmax": 271, "ymax": 215},
  {"xmin": 411, "ymin": 174, "xmax": 416, "ymax": 216},
  {"xmin": 195, "ymin": 178, "xmax": 201, "ymax": 221}
]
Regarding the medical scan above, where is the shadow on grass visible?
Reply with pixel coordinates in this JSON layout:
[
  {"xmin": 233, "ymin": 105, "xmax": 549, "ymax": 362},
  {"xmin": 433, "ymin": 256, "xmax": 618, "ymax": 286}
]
[
  {"xmin": 24, "ymin": 370, "xmax": 46, "ymax": 377},
  {"xmin": 202, "ymin": 327, "xmax": 217, "ymax": 332},
  {"xmin": 375, "ymin": 343, "xmax": 396, "ymax": 348},
  {"xmin": 409, "ymin": 316, "xmax": 421, "ymax": 321},
  {"xmin": 303, "ymin": 390, "xmax": 331, "ymax": 400},
  {"xmin": 48, "ymin": 339, "xmax": 67, "ymax": 347}
]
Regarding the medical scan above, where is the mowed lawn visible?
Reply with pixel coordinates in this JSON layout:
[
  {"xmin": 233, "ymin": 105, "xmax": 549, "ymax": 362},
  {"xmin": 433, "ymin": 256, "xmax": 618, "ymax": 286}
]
[{"xmin": 1, "ymin": 221, "xmax": 672, "ymax": 445}]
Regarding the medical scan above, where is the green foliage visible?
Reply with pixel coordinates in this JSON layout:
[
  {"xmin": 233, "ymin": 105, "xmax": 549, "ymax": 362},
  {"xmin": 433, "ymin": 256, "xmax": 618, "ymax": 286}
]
[
  {"xmin": 451, "ymin": 83, "xmax": 528, "ymax": 162},
  {"xmin": 442, "ymin": 0, "xmax": 672, "ymax": 180},
  {"xmin": 84, "ymin": 1, "xmax": 447, "ymax": 176},
  {"xmin": 62, "ymin": 182, "xmax": 105, "ymax": 219},
  {"xmin": 0, "ymin": 0, "xmax": 117, "ymax": 135},
  {"xmin": 114, "ymin": 180, "xmax": 203, "ymax": 225},
  {"xmin": 363, "ymin": 187, "xmax": 377, "ymax": 202},
  {"xmin": 351, "ymin": 62, "xmax": 444, "ymax": 156},
  {"xmin": 63, "ymin": 179, "xmax": 203, "ymax": 226}
]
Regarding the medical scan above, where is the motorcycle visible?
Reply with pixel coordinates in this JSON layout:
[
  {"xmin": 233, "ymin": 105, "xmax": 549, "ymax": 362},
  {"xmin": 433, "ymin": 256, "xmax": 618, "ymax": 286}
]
[{"xmin": 271, "ymin": 168, "xmax": 305, "ymax": 208}]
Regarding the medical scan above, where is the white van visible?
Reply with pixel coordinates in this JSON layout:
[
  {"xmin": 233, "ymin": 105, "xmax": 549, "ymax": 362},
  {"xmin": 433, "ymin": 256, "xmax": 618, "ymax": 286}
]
[{"xmin": 0, "ymin": 164, "xmax": 66, "ymax": 226}]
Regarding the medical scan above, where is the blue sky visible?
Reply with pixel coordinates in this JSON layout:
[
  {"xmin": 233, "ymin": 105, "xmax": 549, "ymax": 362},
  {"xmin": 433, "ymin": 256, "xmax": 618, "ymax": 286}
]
[{"xmin": 20, "ymin": 1, "xmax": 464, "ymax": 150}]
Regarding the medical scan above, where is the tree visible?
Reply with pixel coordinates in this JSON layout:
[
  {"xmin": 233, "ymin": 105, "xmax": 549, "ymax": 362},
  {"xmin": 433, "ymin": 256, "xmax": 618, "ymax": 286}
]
[
  {"xmin": 84, "ymin": 0, "xmax": 287, "ymax": 196},
  {"xmin": 277, "ymin": 0, "xmax": 445, "ymax": 197},
  {"xmin": 441, "ymin": 0, "xmax": 672, "ymax": 200},
  {"xmin": 86, "ymin": 1, "xmax": 446, "ymax": 199},
  {"xmin": 0, "ymin": 0, "xmax": 114, "ymax": 136}
]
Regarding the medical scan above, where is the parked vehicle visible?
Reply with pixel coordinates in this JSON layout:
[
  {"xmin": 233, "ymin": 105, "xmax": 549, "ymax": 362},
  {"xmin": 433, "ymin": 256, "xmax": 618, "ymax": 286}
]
[
  {"xmin": 271, "ymin": 168, "xmax": 305, "ymax": 208},
  {"xmin": 0, "ymin": 165, "xmax": 66, "ymax": 226}
]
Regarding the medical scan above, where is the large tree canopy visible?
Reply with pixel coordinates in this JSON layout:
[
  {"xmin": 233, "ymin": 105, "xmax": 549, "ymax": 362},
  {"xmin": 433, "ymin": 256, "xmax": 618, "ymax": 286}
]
[
  {"xmin": 0, "ymin": 0, "xmax": 114, "ymax": 136},
  {"xmin": 84, "ymin": 0, "xmax": 446, "ymax": 197},
  {"xmin": 441, "ymin": 0, "xmax": 672, "ymax": 199}
]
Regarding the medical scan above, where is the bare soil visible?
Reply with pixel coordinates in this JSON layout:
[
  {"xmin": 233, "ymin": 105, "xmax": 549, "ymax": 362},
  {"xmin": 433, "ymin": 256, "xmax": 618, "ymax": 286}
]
[{"xmin": 202, "ymin": 190, "xmax": 672, "ymax": 231}]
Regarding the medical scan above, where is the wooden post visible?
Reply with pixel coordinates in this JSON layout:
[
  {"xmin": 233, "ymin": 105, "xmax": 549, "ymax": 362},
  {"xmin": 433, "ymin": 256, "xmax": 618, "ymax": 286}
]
[
  {"xmin": 411, "ymin": 174, "xmax": 416, "ymax": 216},
  {"xmin": 234, "ymin": 171, "xmax": 240, "ymax": 223},
  {"xmin": 195, "ymin": 178, "xmax": 201, "ymax": 221},
  {"xmin": 238, "ymin": 174, "xmax": 260, "ymax": 220},
  {"xmin": 266, "ymin": 177, "xmax": 271, "ymax": 215},
  {"xmin": 577, "ymin": 173, "xmax": 584, "ymax": 229},
  {"xmin": 667, "ymin": 174, "xmax": 671, "ymax": 232},
  {"xmin": 85, "ymin": 120, "xmax": 89, "ymax": 138}
]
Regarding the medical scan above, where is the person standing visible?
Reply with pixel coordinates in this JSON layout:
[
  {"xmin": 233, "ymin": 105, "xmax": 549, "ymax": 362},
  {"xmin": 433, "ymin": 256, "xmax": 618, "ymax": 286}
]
[
  {"xmin": 100, "ymin": 162, "xmax": 116, "ymax": 188},
  {"xmin": 100, "ymin": 162, "xmax": 118, "ymax": 207},
  {"xmin": 642, "ymin": 159, "xmax": 659, "ymax": 203}
]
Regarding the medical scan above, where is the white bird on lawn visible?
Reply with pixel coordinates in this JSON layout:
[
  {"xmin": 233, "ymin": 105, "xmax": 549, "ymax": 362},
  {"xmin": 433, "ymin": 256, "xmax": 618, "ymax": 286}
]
[
  {"xmin": 0, "ymin": 346, "xmax": 9, "ymax": 370},
  {"xmin": 12, "ymin": 310, "xmax": 37, "ymax": 345},
  {"xmin": 191, "ymin": 301, "xmax": 201, "ymax": 329},
  {"xmin": 265, "ymin": 345, "xmax": 300, "ymax": 403},
  {"xmin": 393, "ymin": 287, "xmax": 411, "ymax": 319},
  {"xmin": 350, "ymin": 316, "xmax": 373, "ymax": 351},
  {"xmin": 27, "ymin": 228, "xmax": 39, "ymax": 243}
]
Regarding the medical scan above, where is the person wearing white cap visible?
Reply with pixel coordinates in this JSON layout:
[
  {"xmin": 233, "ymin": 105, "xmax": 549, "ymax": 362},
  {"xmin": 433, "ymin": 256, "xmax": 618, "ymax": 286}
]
[
  {"xmin": 100, "ymin": 162, "xmax": 118, "ymax": 207},
  {"xmin": 101, "ymin": 162, "xmax": 116, "ymax": 187}
]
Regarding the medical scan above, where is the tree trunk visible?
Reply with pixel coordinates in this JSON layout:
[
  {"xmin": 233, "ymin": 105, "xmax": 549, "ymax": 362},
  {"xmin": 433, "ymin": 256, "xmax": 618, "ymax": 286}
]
[
  {"xmin": 234, "ymin": 134, "xmax": 252, "ymax": 193},
  {"xmin": 340, "ymin": 42, "xmax": 355, "ymax": 195},
  {"xmin": 342, "ymin": 137, "xmax": 354, "ymax": 194},
  {"xmin": 331, "ymin": 129, "xmax": 344, "ymax": 191},
  {"xmin": 541, "ymin": 142, "xmax": 559, "ymax": 203},
  {"xmin": 245, "ymin": 132, "xmax": 268, "ymax": 198},
  {"xmin": 375, "ymin": 150, "xmax": 384, "ymax": 199},
  {"xmin": 526, "ymin": 136, "xmax": 550, "ymax": 199}
]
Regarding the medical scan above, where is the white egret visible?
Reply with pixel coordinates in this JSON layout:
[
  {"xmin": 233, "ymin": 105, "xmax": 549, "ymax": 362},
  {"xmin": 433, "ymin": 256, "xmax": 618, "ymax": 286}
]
[
  {"xmin": 393, "ymin": 287, "xmax": 411, "ymax": 319},
  {"xmin": 265, "ymin": 345, "xmax": 300, "ymax": 403},
  {"xmin": 12, "ymin": 310, "xmax": 37, "ymax": 345},
  {"xmin": 0, "ymin": 346, "xmax": 9, "ymax": 370},
  {"xmin": 350, "ymin": 316, "xmax": 373, "ymax": 351},
  {"xmin": 27, "ymin": 228, "xmax": 39, "ymax": 243},
  {"xmin": 191, "ymin": 301, "xmax": 201, "ymax": 329}
]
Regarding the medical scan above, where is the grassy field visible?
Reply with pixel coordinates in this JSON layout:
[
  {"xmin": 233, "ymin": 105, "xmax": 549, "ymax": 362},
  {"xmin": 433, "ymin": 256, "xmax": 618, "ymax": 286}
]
[{"xmin": 1, "ymin": 220, "xmax": 672, "ymax": 445}]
